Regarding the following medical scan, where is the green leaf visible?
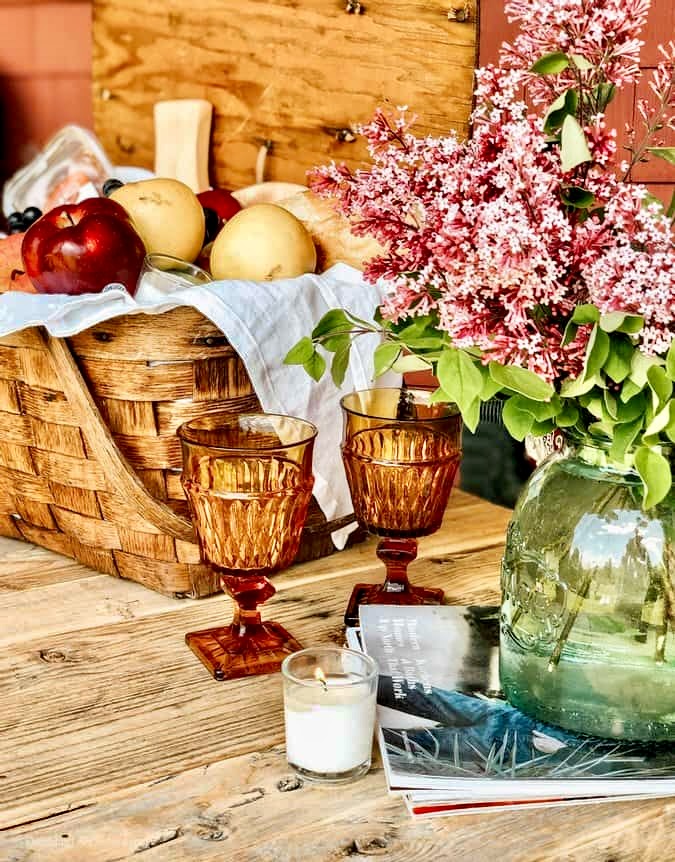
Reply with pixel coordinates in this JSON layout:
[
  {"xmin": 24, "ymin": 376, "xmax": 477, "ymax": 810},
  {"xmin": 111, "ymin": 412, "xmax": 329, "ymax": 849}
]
[
  {"xmin": 543, "ymin": 88, "xmax": 579, "ymax": 133},
  {"xmin": 488, "ymin": 363, "xmax": 554, "ymax": 401},
  {"xmin": 593, "ymin": 82, "xmax": 616, "ymax": 111},
  {"xmin": 555, "ymin": 402, "xmax": 579, "ymax": 427},
  {"xmin": 569, "ymin": 54, "xmax": 593, "ymax": 71},
  {"xmin": 603, "ymin": 389, "xmax": 618, "ymax": 420},
  {"xmin": 603, "ymin": 336, "xmax": 634, "ymax": 383},
  {"xmin": 562, "ymin": 319, "xmax": 579, "ymax": 346},
  {"xmin": 609, "ymin": 417, "xmax": 643, "ymax": 463},
  {"xmin": 647, "ymin": 147, "xmax": 675, "ymax": 167},
  {"xmin": 509, "ymin": 394, "xmax": 560, "ymax": 421},
  {"xmin": 396, "ymin": 317, "xmax": 435, "ymax": 340},
  {"xmin": 479, "ymin": 365, "xmax": 502, "ymax": 401},
  {"xmin": 571, "ymin": 304, "xmax": 600, "ymax": 325},
  {"xmin": 429, "ymin": 386, "xmax": 450, "ymax": 405},
  {"xmin": 437, "ymin": 348, "xmax": 483, "ymax": 413},
  {"xmin": 560, "ymin": 374, "xmax": 598, "ymax": 398},
  {"xmin": 390, "ymin": 354, "xmax": 432, "ymax": 374},
  {"xmin": 400, "ymin": 336, "xmax": 445, "ymax": 350},
  {"xmin": 560, "ymin": 115, "xmax": 592, "ymax": 172},
  {"xmin": 644, "ymin": 402, "xmax": 674, "ymax": 437},
  {"xmin": 630, "ymin": 351, "xmax": 662, "ymax": 388},
  {"xmin": 330, "ymin": 344, "xmax": 351, "ymax": 387},
  {"xmin": 620, "ymin": 378, "xmax": 642, "ymax": 403},
  {"xmin": 311, "ymin": 309, "xmax": 352, "ymax": 340},
  {"xmin": 323, "ymin": 333, "xmax": 351, "ymax": 353},
  {"xmin": 635, "ymin": 446, "xmax": 672, "ymax": 509},
  {"xmin": 462, "ymin": 398, "xmax": 481, "ymax": 433},
  {"xmin": 647, "ymin": 365, "xmax": 672, "ymax": 408},
  {"xmin": 586, "ymin": 396, "xmax": 605, "ymax": 420},
  {"xmin": 542, "ymin": 91, "xmax": 567, "ymax": 133},
  {"xmin": 561, "ymin": 186, "xmax": 595, "ymax": 208},
  {"xmin": 617, "ymin": 316, "xmax": 644, "ymax": 335},
  {"xmin": 284, "ymin": 336, "xmax": 315, "ymax": 365},
  {"xmin": 666, "ymin": 340, "xmax": 675, "ymax": 381},
  {"xmin": 599, "ymin": 312, "xmax": 642, "ymax": 334},
  {"xmin": 502, "ymin": 397, "xmax": 535, "ymax": 441},
  {"xmin": 530, "ymin": 419, "xmax": 555, "ymax": 436},
  {"xmin": 667, "ymin": 190, "xmax": 675, "ymax": 221},
  {"xmin": 373, "ymin": 342, "xmax": 402, "ymax": 378},
  {"xmin": 588, "ymin": 421, "xmax": 614, "ymax": 438},
  {"xmin": 583, "ymin": 325, "xmax": 610, "ymax": 380},
  {"xmin": 303, "ymin": 351, "xmax": 326, "ymax": 382},
  {"xmin": 615, "ymin": 392, "xmax": 647, "ymax": 423},
  {"xmin": 531, "ymin": 52, "xmax": 569, "ymax": 74}
]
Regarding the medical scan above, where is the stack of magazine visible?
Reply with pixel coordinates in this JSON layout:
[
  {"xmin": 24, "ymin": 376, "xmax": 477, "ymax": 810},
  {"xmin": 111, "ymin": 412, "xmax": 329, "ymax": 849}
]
[{"xmin": 346, "ymin": 605, "xmax": 675, "ymax": 819}]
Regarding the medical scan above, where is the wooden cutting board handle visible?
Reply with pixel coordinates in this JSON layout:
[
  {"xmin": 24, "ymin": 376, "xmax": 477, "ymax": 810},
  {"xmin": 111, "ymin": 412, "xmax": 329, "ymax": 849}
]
[{"xmin": 153, "ymin": 99, "xmax": 213, "ymax": 193}]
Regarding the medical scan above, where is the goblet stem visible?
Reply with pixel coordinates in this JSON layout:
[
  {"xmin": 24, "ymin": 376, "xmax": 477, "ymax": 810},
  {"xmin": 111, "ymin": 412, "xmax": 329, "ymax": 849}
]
[
  {"xmin": 343, "ymin": 536, "xmax": 445, "ymax": 627},
  {"xmin": 222, "ymin": 572, "xmax": 275, "ymax": 636},
  {"xmin": 184, "ymin": 569, "xmax": 302, "ymax": 681},
  {"xmin": 376, "ymin": 537, "xmax": 418, "ymax": 593}
]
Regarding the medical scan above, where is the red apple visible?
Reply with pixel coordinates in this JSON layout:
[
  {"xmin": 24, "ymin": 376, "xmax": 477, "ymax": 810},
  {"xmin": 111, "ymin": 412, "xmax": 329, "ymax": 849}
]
[
  {"xmin": 21, "ymin": 198, "xmax": 146, "ymax": 296},
  {"xmin": 197, "ymin": 188, "xmax": 242, "ymax": 225}
]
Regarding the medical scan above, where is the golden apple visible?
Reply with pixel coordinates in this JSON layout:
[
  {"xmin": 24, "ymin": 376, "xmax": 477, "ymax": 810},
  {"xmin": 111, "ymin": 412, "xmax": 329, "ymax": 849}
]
[
  {"xmin": 110, "ymin": 178, "xmax": 205, "ymax": 262},
  {"xmin": 209, "ymin": 204, "xmax": 317, "ymax": 281}
]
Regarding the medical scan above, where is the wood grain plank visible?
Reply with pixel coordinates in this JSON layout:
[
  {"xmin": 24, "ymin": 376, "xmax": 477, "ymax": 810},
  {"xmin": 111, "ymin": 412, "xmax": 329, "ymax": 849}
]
[
  {"xmin": 2, "ymin": 728, "xmax": 674, "ymax": 862},
  {"xmin": 0, "ymin": 571, "xmax": 182, "ymax": 647},
  {"xmin": 0, "ymin": 536, "xmax": 94, "ymax": 592},
  {"xmin": 93, "ymin": 0, "xmax": 477, "ymax": 189},
  {"xmin": 0, "ymin": 543, "xmax": 502, "ymax": 829}
]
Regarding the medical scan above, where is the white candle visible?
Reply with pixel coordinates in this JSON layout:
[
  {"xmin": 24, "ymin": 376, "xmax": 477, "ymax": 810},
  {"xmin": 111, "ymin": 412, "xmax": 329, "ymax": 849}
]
[{"xmin": 282, "ymin": 648, "xmax": 378, "ymax": 782}]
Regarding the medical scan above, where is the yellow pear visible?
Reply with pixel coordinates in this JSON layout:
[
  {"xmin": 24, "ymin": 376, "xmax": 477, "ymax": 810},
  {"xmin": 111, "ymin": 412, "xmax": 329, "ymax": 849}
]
[
  {"xmin": 110, "ymin": 178, "xmax": 205, "ymax": 262},
  {"xmin": 210, "ymin": 204, "xmax": 317, "ymax": 281}
]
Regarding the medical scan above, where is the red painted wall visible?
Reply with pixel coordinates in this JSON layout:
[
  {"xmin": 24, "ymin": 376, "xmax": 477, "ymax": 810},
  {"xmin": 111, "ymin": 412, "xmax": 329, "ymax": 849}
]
[{"xmin": 0, "ymin": 1, "xmax": 92, "ymax": 185}]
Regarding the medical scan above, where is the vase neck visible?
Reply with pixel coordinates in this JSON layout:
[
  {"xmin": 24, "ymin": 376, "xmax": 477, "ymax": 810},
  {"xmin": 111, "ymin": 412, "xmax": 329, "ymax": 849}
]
[{"xmin": 568, "ymin": 435, "xmax": 673, "ymax": 480}]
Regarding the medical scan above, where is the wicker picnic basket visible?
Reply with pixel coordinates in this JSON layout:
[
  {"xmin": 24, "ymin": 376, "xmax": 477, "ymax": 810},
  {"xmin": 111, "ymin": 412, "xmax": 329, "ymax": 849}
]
[
  {"xmin": 0, "ymin": 3, "xmax": 478, "ymax": 596},
  {"xmin": 0, "ymin": 307, "xmax": 357, "ymax": 597}
]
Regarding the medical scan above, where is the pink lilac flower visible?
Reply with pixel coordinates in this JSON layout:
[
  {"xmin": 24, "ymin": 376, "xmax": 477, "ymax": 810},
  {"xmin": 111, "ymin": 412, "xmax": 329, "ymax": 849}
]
[
  {"xmin": 309, "ymin": 0, "xmax": 675, "ymax": 382},
  {"xmin": 501, "ymin": 0, "xmax": 651, "ymax": 105}
]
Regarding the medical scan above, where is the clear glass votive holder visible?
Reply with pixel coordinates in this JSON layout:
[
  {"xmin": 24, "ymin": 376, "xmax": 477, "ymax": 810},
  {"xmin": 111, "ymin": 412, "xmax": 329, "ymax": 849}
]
[
  {"xmin": 139, "ymin": 253, "xmax": 211, "ymax": 288},
  {"xmin": 281, "ymin": 646, "xmax": 378, "ymax": 784}
]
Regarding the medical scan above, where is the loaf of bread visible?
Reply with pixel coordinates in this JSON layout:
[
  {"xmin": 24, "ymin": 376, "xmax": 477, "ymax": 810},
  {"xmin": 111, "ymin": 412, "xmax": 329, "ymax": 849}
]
[{"xmin": 277, "ymin": 191, "xmax": 383, "ymax": 273}]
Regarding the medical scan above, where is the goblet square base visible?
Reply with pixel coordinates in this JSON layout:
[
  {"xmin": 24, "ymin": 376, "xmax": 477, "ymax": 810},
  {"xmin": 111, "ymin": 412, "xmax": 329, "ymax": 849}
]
[
  {"xmin": 344, "ymin": 582, "xmax": 445, "ymax": 628},
  {"xmin": 185, "ymin": 622, "xmax": 303, "ymax": 681}
]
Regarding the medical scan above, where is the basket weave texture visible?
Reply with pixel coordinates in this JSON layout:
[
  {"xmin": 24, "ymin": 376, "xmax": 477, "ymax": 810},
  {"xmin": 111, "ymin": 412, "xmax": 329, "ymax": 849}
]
[{"xmin": 0, "ymin": 306, "xmax": 350, "ymax": 597}]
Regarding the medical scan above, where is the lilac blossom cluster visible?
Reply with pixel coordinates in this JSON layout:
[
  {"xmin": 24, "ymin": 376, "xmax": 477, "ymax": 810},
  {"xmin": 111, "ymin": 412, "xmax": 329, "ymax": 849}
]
[{"xmin": 309, "ymin": 0, "xmax": 674, "ymax": 385}]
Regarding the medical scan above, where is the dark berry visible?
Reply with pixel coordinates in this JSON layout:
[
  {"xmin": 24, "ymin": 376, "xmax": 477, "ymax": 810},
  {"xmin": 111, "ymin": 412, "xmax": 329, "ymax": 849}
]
[
  {"xmin": 102, "ymin": 178, "xmax": 124, "ymax": 197},
  {"xmin": 22, "ymin": 206, "xmax": 42, "ymax": 227},
  {"xmin": 7, "ymin": 211, "xmax": 25, "ymax": 230},
  {"xmin": 203, "ymin": 206, "xmax": 220, "ymax": 244}
]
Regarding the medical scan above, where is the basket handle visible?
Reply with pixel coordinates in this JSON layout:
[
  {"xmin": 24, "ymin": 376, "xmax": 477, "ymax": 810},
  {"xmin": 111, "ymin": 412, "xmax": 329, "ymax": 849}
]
[{"xmin": 42, "ymin": 330, "xmax": 196, "ymax": 543}]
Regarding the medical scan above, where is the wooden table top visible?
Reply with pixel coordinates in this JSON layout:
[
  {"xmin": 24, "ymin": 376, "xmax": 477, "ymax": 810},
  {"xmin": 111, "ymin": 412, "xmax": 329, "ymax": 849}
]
[{"xmin": 1, "ymin": 490, "xmax": 673, "ymax": 861}]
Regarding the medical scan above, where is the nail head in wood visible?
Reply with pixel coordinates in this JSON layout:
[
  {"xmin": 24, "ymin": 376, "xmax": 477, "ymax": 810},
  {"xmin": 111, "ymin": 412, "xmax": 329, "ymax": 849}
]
[{"xmin": 447, "ymin": 2, "xmax": 470, "ymax": 22}]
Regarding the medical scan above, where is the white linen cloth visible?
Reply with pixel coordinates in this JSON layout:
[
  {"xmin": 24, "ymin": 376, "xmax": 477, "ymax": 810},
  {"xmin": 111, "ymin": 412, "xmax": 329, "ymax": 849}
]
[{"xmin": 0, "ymin": 264, "xmax": 392, "ymax": 547}]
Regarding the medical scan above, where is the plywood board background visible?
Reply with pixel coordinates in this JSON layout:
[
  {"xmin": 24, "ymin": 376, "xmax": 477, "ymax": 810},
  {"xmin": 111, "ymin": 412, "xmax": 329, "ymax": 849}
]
[{"xmin": 92, "ymin": 0, "xmax": 478, "ymax": 189}]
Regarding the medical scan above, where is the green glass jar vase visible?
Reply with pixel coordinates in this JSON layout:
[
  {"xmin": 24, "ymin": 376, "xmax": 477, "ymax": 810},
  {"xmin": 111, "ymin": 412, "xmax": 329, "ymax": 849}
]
[{"xmin": 500, "ymin": 436, "xmax": 675, "ymax": 741}]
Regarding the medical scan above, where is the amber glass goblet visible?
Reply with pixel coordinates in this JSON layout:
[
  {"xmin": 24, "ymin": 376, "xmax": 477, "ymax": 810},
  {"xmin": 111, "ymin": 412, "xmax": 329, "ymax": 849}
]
[
  {"xmin": 178, "ymin": 412, "xmax": 317, "ymax": 681},
  {"xmin": 341, "ymin": 388, "xmax": 462, "ymax": 627}
]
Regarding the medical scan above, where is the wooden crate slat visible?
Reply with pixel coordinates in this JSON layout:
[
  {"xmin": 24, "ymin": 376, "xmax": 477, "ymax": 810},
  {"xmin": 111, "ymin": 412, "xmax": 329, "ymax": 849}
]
[{"xmin": 92, "ymin": 0, "xmax": 477, "ymax": 189}]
